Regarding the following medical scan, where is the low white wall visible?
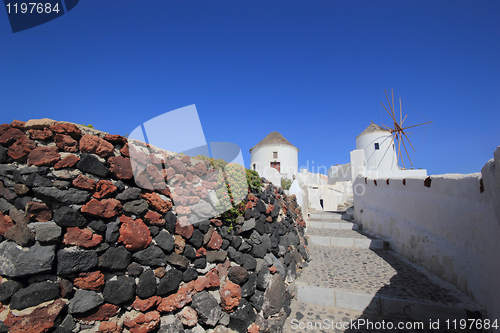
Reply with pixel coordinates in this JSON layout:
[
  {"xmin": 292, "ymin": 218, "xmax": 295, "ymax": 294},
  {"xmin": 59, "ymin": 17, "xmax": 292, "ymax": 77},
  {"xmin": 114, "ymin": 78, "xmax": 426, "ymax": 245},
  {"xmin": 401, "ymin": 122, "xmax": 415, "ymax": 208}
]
[{"xmin": 353, "ymin": 147, "xmax": 500, "ymax": 322}]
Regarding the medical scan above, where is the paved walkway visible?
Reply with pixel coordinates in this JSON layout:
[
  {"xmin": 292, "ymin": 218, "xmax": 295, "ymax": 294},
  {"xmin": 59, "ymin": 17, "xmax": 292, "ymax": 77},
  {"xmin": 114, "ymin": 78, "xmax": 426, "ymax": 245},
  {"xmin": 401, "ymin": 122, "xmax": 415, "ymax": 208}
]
[{"xmin": 284, "ymin": 210, "xmax": 484, "ymax": 332}]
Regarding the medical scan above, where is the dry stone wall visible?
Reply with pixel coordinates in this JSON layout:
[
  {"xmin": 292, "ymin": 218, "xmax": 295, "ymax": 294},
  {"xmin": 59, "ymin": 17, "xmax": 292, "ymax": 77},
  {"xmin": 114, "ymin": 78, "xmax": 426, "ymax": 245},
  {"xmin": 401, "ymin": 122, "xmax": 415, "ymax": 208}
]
[{"xmin": 0, "ymin": 119, "xmax": 309, "ymax": 333}]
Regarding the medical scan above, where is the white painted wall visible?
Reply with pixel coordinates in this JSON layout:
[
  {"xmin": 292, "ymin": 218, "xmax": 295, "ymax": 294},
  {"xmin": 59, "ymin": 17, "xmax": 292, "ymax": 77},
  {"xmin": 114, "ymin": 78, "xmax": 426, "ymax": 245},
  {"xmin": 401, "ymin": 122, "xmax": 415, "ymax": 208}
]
[
  {"xmin": 250, "ymin": 144, "xmax": 298, "ymax": 180},
  {"xmin": 356, "ymin": 131, "xmax": 398, "ymax": 173},
  {"xmin": 353, "ymin": 146, "xmax": 500, "ymax": 322}
]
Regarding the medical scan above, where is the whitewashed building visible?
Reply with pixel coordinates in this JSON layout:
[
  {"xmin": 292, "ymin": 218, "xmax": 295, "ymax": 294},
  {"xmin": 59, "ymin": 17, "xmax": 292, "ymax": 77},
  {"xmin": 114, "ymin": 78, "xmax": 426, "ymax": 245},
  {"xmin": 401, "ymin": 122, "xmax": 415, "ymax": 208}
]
[{"xmin": 249, "ymin": 132, "xmax": 299, "ymax": 185}]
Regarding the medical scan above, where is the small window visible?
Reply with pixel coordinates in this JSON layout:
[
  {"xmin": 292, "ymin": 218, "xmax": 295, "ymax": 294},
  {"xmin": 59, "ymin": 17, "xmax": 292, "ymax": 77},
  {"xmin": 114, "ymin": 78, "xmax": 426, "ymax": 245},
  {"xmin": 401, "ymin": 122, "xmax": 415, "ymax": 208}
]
[
  {"xmin": 374, "ymin": 143, "xmax": 380, "ymax": 150},
  {"xmin": 273, "ymin": 151, "xmax": 278, "ymax": 159},
  {"xmin": 253, "ymin": 164, "xmax": 256, "ymax": 170}
]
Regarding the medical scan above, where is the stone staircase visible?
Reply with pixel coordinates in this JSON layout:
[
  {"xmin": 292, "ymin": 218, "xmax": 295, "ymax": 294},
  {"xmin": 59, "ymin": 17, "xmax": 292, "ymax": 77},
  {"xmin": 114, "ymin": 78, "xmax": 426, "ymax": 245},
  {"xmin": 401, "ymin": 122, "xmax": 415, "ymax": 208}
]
[{"xmin": 284, "ymin": 210, "xmax": 486, "ymax": 332}]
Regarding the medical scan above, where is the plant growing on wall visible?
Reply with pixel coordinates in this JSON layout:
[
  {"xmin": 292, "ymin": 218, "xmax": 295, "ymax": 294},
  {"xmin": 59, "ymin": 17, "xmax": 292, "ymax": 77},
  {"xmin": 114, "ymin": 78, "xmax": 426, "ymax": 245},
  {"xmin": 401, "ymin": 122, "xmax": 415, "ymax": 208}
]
[{"xmin": 281, "ymin": 178, "xmax": 292, "ymax": 190}]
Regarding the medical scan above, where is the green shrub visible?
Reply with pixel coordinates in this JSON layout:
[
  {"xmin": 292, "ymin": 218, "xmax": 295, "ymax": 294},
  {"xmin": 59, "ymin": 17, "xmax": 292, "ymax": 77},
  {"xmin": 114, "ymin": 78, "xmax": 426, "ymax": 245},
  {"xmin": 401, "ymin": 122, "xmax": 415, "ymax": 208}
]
[{"xmin": 281, "ymin": 178, "xmax": 292, "ymax": 190}]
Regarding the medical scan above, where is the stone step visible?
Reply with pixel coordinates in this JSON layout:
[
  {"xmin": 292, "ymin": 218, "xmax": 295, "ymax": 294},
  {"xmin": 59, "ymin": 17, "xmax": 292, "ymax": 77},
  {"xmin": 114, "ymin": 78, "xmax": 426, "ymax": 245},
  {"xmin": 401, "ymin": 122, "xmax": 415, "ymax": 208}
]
[
  {"xmin": 293, "ymin": 244, "xmax": 484, "ymax": 327},
  {"xmin": 308, "ymin": 212, "xmax": 344, "ymax": 221},
  {"xmin": 307, "ymin": 220, "xmax": 359, "ymax": 230},
  {"xmin": 306, "ymin": 228, "xmax": 385, "ymax": 250}
]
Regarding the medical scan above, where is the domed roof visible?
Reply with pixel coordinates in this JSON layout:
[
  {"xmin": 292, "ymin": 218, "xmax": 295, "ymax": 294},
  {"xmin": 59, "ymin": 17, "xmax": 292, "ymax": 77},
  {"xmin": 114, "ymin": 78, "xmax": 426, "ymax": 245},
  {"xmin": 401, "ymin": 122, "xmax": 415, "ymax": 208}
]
[
  {"xmin": 250, "ymin": 132, "xmax": 299, "ymax": 152},
  {"xmin": 356, "ymin": 121, "xmax": 391, "ymax": 139}
]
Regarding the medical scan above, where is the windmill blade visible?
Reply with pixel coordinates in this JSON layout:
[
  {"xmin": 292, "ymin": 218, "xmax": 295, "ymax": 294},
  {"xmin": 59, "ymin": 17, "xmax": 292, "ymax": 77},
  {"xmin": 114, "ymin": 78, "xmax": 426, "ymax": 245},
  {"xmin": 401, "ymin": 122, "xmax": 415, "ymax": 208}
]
[
  {"xmin": 380, "ymin": 103, "xmax": 397, "ymax": 122},
  {"xmin": 401, "ymin": 114, "xmax": 408, "ymax": 126},
  {"xmin": 399, "ymin": 98, "xmax": 402, "ymax": 125},
  {"xmin": 385, "ymin": 90, "xmax": 397, "ymax": 121},
  {"xmin": 401, "ymin": 136, "xmax": 413, "ymax": 167},
  {"xmin": 397, "ymin": 132, "xmax": 403, "ymax": 169},
  {"xmin": 381, "ymin": 123, "xmax": 393, "ymax": 131},
  {"xmin": 402, "ymin": 131, "xmax": 416, "ymax": 152},
  {"xmin": 400, "ymin": 121, "xmax": 433, "ymax": 131}
]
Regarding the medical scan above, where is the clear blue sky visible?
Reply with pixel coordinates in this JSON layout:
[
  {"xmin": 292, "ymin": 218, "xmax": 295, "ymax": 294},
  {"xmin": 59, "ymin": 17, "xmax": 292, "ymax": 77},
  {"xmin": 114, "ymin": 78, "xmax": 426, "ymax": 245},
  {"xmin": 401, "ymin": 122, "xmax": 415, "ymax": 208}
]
[{"xmin": 1, "ymin": 1, "xmax": 499, "ymax": 175}]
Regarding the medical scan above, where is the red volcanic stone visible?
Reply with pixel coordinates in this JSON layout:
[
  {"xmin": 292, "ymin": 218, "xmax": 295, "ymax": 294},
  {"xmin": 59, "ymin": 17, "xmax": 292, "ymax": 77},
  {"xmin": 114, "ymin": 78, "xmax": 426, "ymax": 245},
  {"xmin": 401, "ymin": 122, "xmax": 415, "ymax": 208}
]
[
  {"xmin": 245, "ymin": 201, "xmax": 253, "ymax": 210},
  {"xmin": 266, "ymin": 204, "xmax": 273, "ymax": 214},
  {"xmin": 143, "ymin": 211, "xmax": 165, "ymax": 226},
  {"xmin": 25, "ymin": 201, "xmax": 52, "ymax": 222},
  {"xmin": 0, "ymin": 212, "xmax": 14, "ymax": 236},
  {"xmin": 220, "ymin": 281, "xmax": 241, "ymax": 312},
  {"xmin": 63, "ymin": 227, "xmax": 103, "ymax": 248},
  {"xmin": 195, "ymin": 186, "xmax": 208, "ymax": 199},
  {"xmin": 76, "ymin": 304, "xmax": 120, "ymax": 324},
  {"xmin": 165, "ymin": 167, "xmax": 175, "ymax": 180},
  {"xmin": 201, "ymin": 181, "xmax": 216, "ymax": 189},
  {"xmin": 104, "ymin": 133, "xmax": 127, "ymax": 144},
  {"xmin": 54, "ymin": 134, "xmax": 78, "ymax": 153},
  {"xmin": 146, "ymin": 164, "xmax": 163, "ymax": 183},
  {"xmin": 4, "ymin": 299, "xmax": 65, "ymax": 333},
  {"xmin": 195, "ymin": 247, "xmax": 206, "ymax": 258},
  {"xmin": 193, "ymin": 162, "xmax": 207, "ymax": 176},
  {"xmin": 49, "ymin": 122, "xmax": 82, "ymax": 139},
  {"xmin": 269, "ymin": 266, "xmax": 277, "ymax": 274},
  {"xmin": 180, "ymin": 155, "xmax": 192, "ymax": 166},
  {"xmin": 154, "ymin": 267, "xmax": 166, "ymax": 278},
  {"xmin": 157, "ymin": 187, "xmax": 172, "ymax": 199},
  {"xmin": 59, "ymin": 279, "xmax": 74, "ymax": 298},
  {"xmin": 8, "ymin": 137, "xmax": 36, "ymax": 162},
  {"xmin": 206, "ymin": 231, "xmax": 223, "ymax": 250},
  {"xmin": 28, "ymin": 146, "xmax": 60, "ymax": 166},
  {"xmin": 74, "ymin": 271, "xmax": 105, "ymax": 290},
  {"xmin": 296, "ymin": 217, "xmax": 305, "ymax": 228},
  {"xmin": 248, "ymin": 323, "xmax": 260, "ymax": 333},
  {"xmin": 205, "ymin": 268, "xmax": 220, "ymax": 288},
  {"xmin": 176, "ymin": 306, "xmax": 197, "ymax": 327},
  {"xmin": 169, "ymin": 158, "xmax": 187, "ymax": 175},
  {"xmin": 124, "ymin": 311, "xmax": 160, "ymax": 333},
  {"xmin": 72, "ymin": 174, "xmax": 96, "ymax": 190},
  {"xmin": 176, "ymin": 206, "xmax": 191, "ymax": 216},
  {"xmin": 174, "ymin": 235, "xmax": 185, "ymax": 254},
  {"xmin": 157, "ymin": 281, "xmax": 196, "ymax": 313},
  {"xmin": 175, "ymin": 217, "xmax": 193, "ymax": 239},
  {"xmin": 194, "ymin": 277, "xmax": 209, "ymax": 292},
  {"xmin": 0, "ymin": 127, "xmax": 25, "ymax": 145},
  {"xmin": 118, "ymin": 215, "xmax": 152, "ymax": 251},
  {"xmin": 94, "ymin": 180, "xmax": 117, "ymax": 199},
  {"xmin": 131, "ymin": 296, "xmax": 161, "ymax": 312},
  {"xmin": 10, "ymin": 120, "xmax": 26, "ymax": 129},
  {"xmin": 0, "ymin": 124, "xmax": 10, "ymax": 135},
  {"xmin": 28, "ymin": 128, "xmax": 53, "ymax": 141},
  {"xmin": 141, "ymin": 193, "xmax": 172, "ymax": 214},
  {"xmin": 266, "ymin": 216, "xmax": 272, "ymax": 222},
  {"xmin": 188, "ymin": 196, "xmax": 200, "ymax": 205},
  {"xmin": 80, "ymin": 134, "xmax": 114, "ymax": 158},
  {"xmin": 99, "ymin": 321, "xmax": 123, "ymax": 333},
  {"xmin": 120, "ymin": 143, "xmax": 130, "ymax": 157},
  {"xmin": 210, "ymin": 219, "xmax": 222, "ymax": 227},
  {"xmin": 54, "ymin": 154, "xmax": 79, "ymax": 169},
  {"xmin": 81, "ymin": 198, "xmax": 122, "ymax": 218},
  {"xmin": 108, "ymin": 156, "xmax": 133, "ymax": 180}
]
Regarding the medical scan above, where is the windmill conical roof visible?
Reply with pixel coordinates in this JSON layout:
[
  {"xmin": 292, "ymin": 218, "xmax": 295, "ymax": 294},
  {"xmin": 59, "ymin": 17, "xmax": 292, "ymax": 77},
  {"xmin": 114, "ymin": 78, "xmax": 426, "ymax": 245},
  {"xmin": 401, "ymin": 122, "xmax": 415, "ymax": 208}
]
[
  {"xmin": 356, "ymin": 121, "xmax": 391, "ymax": 138},
  {"xmin": 250, "ymin": 132, "xmax": 299, "ymax": 152}
]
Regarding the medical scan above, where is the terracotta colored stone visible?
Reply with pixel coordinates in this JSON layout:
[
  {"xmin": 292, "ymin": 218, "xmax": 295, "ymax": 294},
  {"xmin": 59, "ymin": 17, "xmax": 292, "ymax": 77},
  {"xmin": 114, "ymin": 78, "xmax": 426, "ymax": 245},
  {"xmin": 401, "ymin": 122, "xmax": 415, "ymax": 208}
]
[
  {"xmin": 217, "ymin": 260, "xmax": 231, "ymax": 281},
  {"xmin": 205, "ymin": 268, "xmax": 220, "ymax": 288},
  {"xmin": 49, "ymin": 122, "xmax": 82, "ymax": 139},
  {"xmin": 74, "ymin": 271, "xmax": 105, "ymax": 290},
  {"xmin": 194, "ymin": 277, "xmax": 210, "ymax": 292},
  {"xmin": 157, "ymin": 281, "xmax": 196, "ymax": 313},
  {"xmin": 266, "ymin": 204, "xmax": 273, "ymax": 214},
  {"xmin": 0, "ymin": 211, "xmax": 14, "ymax": 236},
  {"xmin": 4, "ymin": 298, "xmax": 65, "ymax": 333},
  {"xmin": 269, "ymin": 266, "xmax": 277, "ymax": 274},
  {"xmin": 175, "ymin": 217, "xmax": 193, "ymax": 239},
  {"xmin": 176, "ymin": 206, "xmax": 191, "ymax": 216},
  {"xmin": 265, "ymin": 216, "xmax": 272, "ymax": 222},
  {"xmin": 8, "ymin": 137, "xmax": 36, "ymax": 162},
  {"xmin": 193, "ymin": 162, "xmax": 208, "ymax": 176},
  {"xmin": 80, "ymin": 134, "xmax": 114, "ymax": 158},
  {"xmin": 28, "ymin": 128, "xmax": 53, "ymax": 140},
  {"xmin": 54, "ymin": 154, "xmax": 79, "ymax": 169},
  {"xmin": 248, "ymin": 323, "xmax": 260, "ymax": 333},
  {"xmin": 0, "ymin": 123, "xmax": 10, "ymax": 135},
  {"xmin": 99, "ymin": 321, "xmax": 123, "ymax": 333},
  {"xmin": 123, "ymin": 311, "xmax": 160, "ymax": 333},
  {"xmin": 245, "ymin": 201, "xmax": 253, "ymax": 210},
  {"xmin": 72, "ymin": 174, "xmax": 96, "ymax": 190},
  {"xmin": 146, "ymin": 164, "xmax": 163, "ymax": 183},
  {"xmin": 120, "ymin": 143, "xmax": 130, "ymax": 157},
  {"xmin": 54, "ymin": 134, "xmax": 79, "ymax": 153},
  {"xmin": 118, "ymin": 215, "xmax": 152, "ymax": 251},
  {"xmin": 202, "ymin": 181, "xmax": 216, "ymax": 189},
  {"xmin": 10, "ymin": 120, "xmax": 26, "ymax": 129},
  {"xmin": 94, "ymin": 180, "xmax": 117, "ymax": 199},
  {"xmin": 0, "ymin": 127, "xmax": 26, "ymax": 145},
  {"xmin": 27, "ymin": 146, "xmax": 60, "ymax": 166},
  {"xmin": 141, "ymin": 193, "xmax": 172, "ymax": 214},
  {"xmin": 174, "ymin": 235, "xmax": 185, "ymax": 254},
  {"xmin": 108, "ymin": 156, "xmax": 133, "ymax": 180},
  {"xmin": 210, "ymin": 218, "xmax": 223, "ymax": 227},
  {"xmin": 82, "ymin": 198, "xmax": 122, "ymax": 218},
  {"xmin": 24, "ymin": 118, "xmax": 56, "ymax": 129},
  {"xmin": 25, "ymin": 201, "xmax": 52, "ymax": 222},
  {"xmin": 176, "ymin": 306, "xmax": 197, "ymax": 327},
  {"xmin": 13, "ymin": 183, "xmax": 29, "ymax": 195},
  {"xmin": 143, "ymin": 211, "xmax": 165, "ymax": 226},
  {"xmin": 220, "ymin": 281, "xmax": 241, "ymax": 312},
  {"xmin": 206, "ymin": 231, "xmax": 223, "ymax": 250},
  {"xmin": 76, "ymin": 304, "xmax": 120, "ymax": 324},
  {"xmin": 154, "ymin": 267, "xmax": 166, "ymax": 278},
  {"xmin": 195, "ymin": 247, "xmax": 207, "ymax": 258},
  {"xmin": 131, "ymin": 296, "xmax": 161, "ymax": 312},
  {"xmin": 63, "ymin": 227, "xmax": 103, "ymax": 248},
  {"xmin": 104, "ymin": 133, "xmax": 127, "ymax": 144}
]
